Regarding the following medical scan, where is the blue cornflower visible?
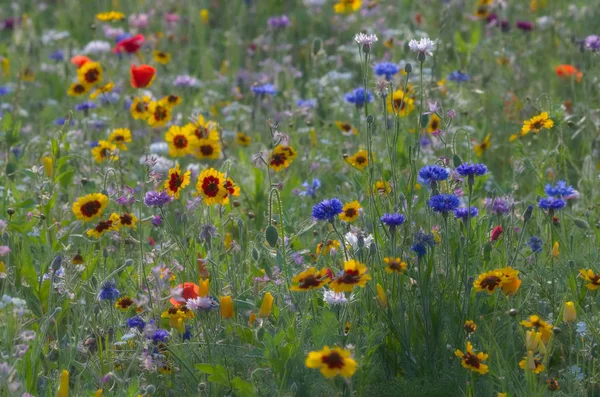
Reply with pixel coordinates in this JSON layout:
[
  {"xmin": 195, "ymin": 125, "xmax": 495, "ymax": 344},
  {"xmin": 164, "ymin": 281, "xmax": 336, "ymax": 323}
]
[
  {"xmin": 126, "ymin": 315, "xmax": 146, "ymax": 330},
  {"xmin": 373, "ymin": 62, "xmax": 400, "ymax": 81},
  {"xmin": 151, "ymin": 329, "xmax": 170, "ymax": 343},
  {"xmin": 54, "ymin": 117, "xmax": 75, "ymax": 126},
  {"xmin": 89, "ymin": 141, "xmax": 99, "ymax": 148},
  {"xmin": 428, "ymin": 194, "xmax": 460, "ymax": 213},
  {"xmin": 344, "ymin": 88, "xmax": 373, "ymax": 107},
  {"xmin": 544, "ymin": 180, "xmax": 575, "ymax": 197},
  {"xmin": 576, "ymin": 321, "xmax": 587, "ymax": 337},
  {"xmin": 182, "ymin": 325, "xmax": 192, "ymax": 340},
  {"xmin": 538, "ymin": 197, "xmax": 566, "ymax": 211},
  {"xmin": 312, "ymin": 198, "xmax": 343, "ymax": 221},
  {"xmin": 456, "ymin": 162, "xmax": 488, "ymax": 177},
  {"xmin": 75, "ymin": 101, "xmax": 97, "ymax": 111},
  {"xmin": 251, "ymin": 83, "xmax": 277, "ymax": 96},
  {"xmin": 99, "ymin": 281, "xmax": 120, "ymax": 301},
  {"xmin": 447, "ymin": 71, "xmax": 470, "ymax": 82},
  {"xmin": 411, "ymin": 232, "xmax": 436, "ymax": 257},
  {"xmin": 527, "ymin": 236, "xmax": 543, "ymax": 253},
  {"xmin": 49, "ymin": 49, "xmax": 64, "ymax": 62},
  {"xmin": 453, "ymin": 206, "xmax": 479, "ymax": 220},
  {"xmin": 487, "ymin": 197, "xmax": 511, "ymax": 215},
  {"xmin": 0, "ymin": 86, "xmax": 11, "ymax": 96},
  {"xmin": 144, "ymin": 191, "xmax": 173, "ymax": 207},
  {"xmin": 418, "ymin": 165, "xmax": 449, "ymax": 185},
  {"xmin": 380, "ymin": 213, "xmax": 406, "ymax": 227},
  {"xmin": 300, "ymin": 179, "xmax": 321, "ymax": 198},
  {"xmin": 297, "ymin": 99, "xmax": 316, "ymax": 108}
]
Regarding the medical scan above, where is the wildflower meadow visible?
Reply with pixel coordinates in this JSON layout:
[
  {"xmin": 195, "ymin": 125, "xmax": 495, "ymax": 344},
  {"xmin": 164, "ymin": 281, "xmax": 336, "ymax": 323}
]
[{"xmin": 1, "ymin": 0, "xmax": 600, "ymax": 396}]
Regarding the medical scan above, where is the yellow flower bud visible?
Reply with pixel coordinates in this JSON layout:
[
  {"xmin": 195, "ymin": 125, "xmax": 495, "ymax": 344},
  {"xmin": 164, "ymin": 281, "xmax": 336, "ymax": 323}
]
[
  {"xmin": 220, "ymin": 296, "xmax": 234, "ymax": 319},
  {"xmin": 376, "ymin": 283, "xmax": 388, "ymax": 309},
  {"xmin": 57, "ymin": 369, "xmax": 69, "ymax": 397},
  {"xmin": 563, "ymin": 301, "xmax": 576, "ymax": 323},
  {"xmin": 258, "ymin": 292, "xmax": 274, "ymax": 318}
]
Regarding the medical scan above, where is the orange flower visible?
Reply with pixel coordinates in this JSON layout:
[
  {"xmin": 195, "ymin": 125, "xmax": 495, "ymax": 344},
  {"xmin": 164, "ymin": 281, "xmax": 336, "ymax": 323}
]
[
  {"xmin": 71, "ymin": 55, "xmax": 92, "ymax": 68},
  {"xmin": 555, "ymin": 64, "xmax": 582, "ymax": 83},
  {"xmin": 170, "ymin": 282, "xmax": 200, "ymax": 306},
  {"xmin": 130, "ymin": 64, "xmax": 156, "ymax": 89}
]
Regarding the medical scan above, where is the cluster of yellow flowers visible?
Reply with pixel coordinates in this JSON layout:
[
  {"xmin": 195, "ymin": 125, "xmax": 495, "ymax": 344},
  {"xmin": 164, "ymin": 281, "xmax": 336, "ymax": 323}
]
[
  {"xmin": 473, "ymin": 266, "xmax": 521, "ymax": 296},
  {"xmin": 164, "ymin": 115, "xmax": 222, "ymax": 160}
]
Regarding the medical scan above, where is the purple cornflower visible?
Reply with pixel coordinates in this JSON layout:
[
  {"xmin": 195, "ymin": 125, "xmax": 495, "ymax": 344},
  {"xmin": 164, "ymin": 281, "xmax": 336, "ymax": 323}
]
[
  {"xmin": 344, "ymin": 88, "xmax": 373, "ymax": 107},
  {"xmin": 151, "ymin": 215, "xmax": 162, "ymax": 227},
  {"xmin": 373, "ymin": 62, "xmax": 400, "ymax": 81},
  {"xmin": 544, "ymin": 180, "xmax": 575, "ymax": 198},
  {"xmin": 538, "ymin": 197, "xmax": 566, "ymax": 211},
  {"xmin": 267, "ymin": 15, "xmax": 290, "ymax": 28},
  {"xmin": 486, "ymin": 197, "xmax": 511, "ymax": 215},
  {"xmin": 143, "ymin": 191, "xmax": 173, "ymax": 207},
  {"xmin": 151, "ymin": 329, "xmax": 170, "ymax": 343},
  {"xmin": 299, "ymin": 179, "xmax": 321, "ymax": 198},
  {"xmin": 251, "ymin": 83, "xmax": 277, "ymax": 96},
  {"xmin": 297, "ymin": 99, "xmax": 317, "ymax": 108},
  {"xmin": 173, "ymin": 74, "xmax": 201, "ymax": 88},
  {"xmin": 126, "ymin": 315, "xmax": 146, "ymax": 330},
  {"xmin": 312, "ymin": 198, "xmax": 343, "ymax": 221},
  {"xmin": 411, "ymin": 232, "xmax": 436, "ymax": 257},
  {"xmin": 585, "ymin": 35, "xmax": 600, "ymax": 52},
  {"xmin": 456, "ymin": 162, "xmax": 488, "ymax": 177},
  {"xmin": 453, "ymin": 207, "xmax": 479, "ymax": 220},
  {"xmin": 99, "ymin": 280, "xmax": 120, "ymax": 301},
  {"xmin": 49, "ymin": 50, "xmax": 64, "ymax": 62},
  {"xmin": 75, "ymin": 102, "xmax": 97, "ymax": 111},
  {"xmin": 418, "ymin": 165, "xmax": 449, "ymax": 185},
  {"xmin": 428, "ymin": 194, "xmax": 460, "ymax": 214},
  {"xmin": 527, "ymin": 236, "xmax": 543, "ymax": 253},
  {"xmin": 380, "ymin": 213, "xmax": 406, "ymax": 232},
  {"xmin": 448, "ymin": 71, "xmax": 470, "ymax": 82},
  {"xmin": 116, "ymin": 186, "xmax": 136, "ymax": 205},
  {"xmin": 516, "ymin": 21, "xmax": 534, "ymax": 32}
]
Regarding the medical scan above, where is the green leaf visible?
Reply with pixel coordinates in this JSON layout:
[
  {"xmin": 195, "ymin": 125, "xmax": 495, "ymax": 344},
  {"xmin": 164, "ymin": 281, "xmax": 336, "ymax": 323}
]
[
  {"xmin": 231, "ymin": 377, "xmax": 256, "ymax": 397},
  {"xmin": 265, "ymin": 225, "xmax": 278, "ymax": 247},
  {"xmin": 195, "ymin": 363, "xmax": 230, "ymax": 386},
  {"xmin": 453, "ymin": 154, "xmax": 463, "ymax": 167},
  {"xmin": 2, "ymin": 112, "xmax": 12, "ymax": 131},
  {"xmin": 55, "ymin": 169, "xmax": 74, "ymax": 188}
]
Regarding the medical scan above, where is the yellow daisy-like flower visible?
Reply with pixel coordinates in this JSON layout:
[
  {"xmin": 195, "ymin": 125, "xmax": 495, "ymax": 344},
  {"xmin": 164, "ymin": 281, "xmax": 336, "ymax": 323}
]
[
  {"xmin": 107, "ymin": 128, "xmax": 132, "ymax": 150},
  {"xmin": 474, "ymin": 134, "xmax": 491, "ymax": 157},
  {"xmin": 335, "ymin": 121, "xmax": 358, "ymax": 136},
  {"xmin": 333, "ymin": 0, "xmax": 362, "ymax": 14},
  {"xmin": 92, "ymin": 140, "xmax": 118, "ymax": 164},
  {"xmin": 165, "ymin": 125, "xmax": 197, "ymax": 157},
  {"xmin": 519, "ymin": 351, "xmax": 545, "ymax": 374},
  {"xmin": 164, "ymin": 164, "xmax": 191, "ymax": 199},
  {"xmin": 464, "ymin": 320, "xmax": 477, "ymax": 334},
  {"xmin": 184, "ymin": 115, "xmax": 220, "ymax": 141},
  {"xmin": 269, "ymin": 145, "xmax": 295, "ymax": 172},
  {"xmin": 427, "ymin": 113, "xmax": 442, "ymax": 134},
  {"xmin": 67, "ymin": 82, "xmax": 90, "ymax": 97},
  {"xmin": 223, "ymin": 177, "xmax": 240, "ymax": 205},
  {"xmin": 454, "ymin": 341, "xmax": 489, "ymax": 375},
  {"xmin": 161, "ymin": 305, "xmax": 195, "ymax": 331},
  {"xmin": 115, "ymin": 296, "xmax": 134, "ymax": 311},
  {"xmin": 346, "ymin": 149, "xmax": 369, "ymax": 171},
  {"xmin": 339, "ymin": 201, "xmax": 361, "ymax": 223},
  {"xmin": 90, "ymin": 81, "xmax": 114, "ymax": 99},
  {"xmin": 96, "ymin": 11, "xmax": 125, "ymax": 21},
  {"xmin": 316, "ymin": 240, "xmax": 340, "ymax": 256},
  {"xmin": 387, "ymin": 90, "xmax": 415, "ymax": 117},
  {"xmin": 236, "ymin": 132, "xmax": 251, "ymax": 146},
  {"xmin": 473, "ymin": 270, "xmax": 504, "ymax": 294},
  {"xmin": 497, "ymin": 266, "xmax": 522, "ymax": 296},
  {"xmin": 290, "ymin": 267, "xmax": 331, "ymax": 291},
  {"xmin": 20, "ymin": 68, "xmax": 35, "ymax": 82},
  {"xmin": 86, "ymin": 218, "xmax": 116, "ymax": 238},
  {"xmin": 109, "ymin": 212, "xmax": 138, "ymax": 230},
  {"xmin": 147, "ymin": 100, "xmax": 172, "ymax": 128},
  {"xmin": 373, "ymin": 180, "xmax": 391, "ymax": 196},
  {"xmin": 305, "ymin": 346, "xmax": 357, "ymax": 378},
  {"xmin": 130, "ymin": 96, "xmax": 152, "ymax": 120},
  {"xmin": 153, "ymin": 50, "xmax": 172, "ymax": 65},
  {"xmin": 521, "ymin": 112, "xmax": 554, "ymax": 135},
  {"xmin": 195, "ymin": 139, "xmax": 221, "ymax": 160},
  {"xmin": 77, "ymin": 62, "xmax": 103, "ymax": 86},
  {"xmin": 579, "ymin": 269, "xmax": 600, "ymax": 290},
  {"xmin": 72, "ymin": 193, "xmax": 109, "ymax": 222},
  {"xmin": 196, "ymin": 168, "xmax": 228, "ymax": 205},
  {"xmin": 520, "ymin": 314, "xmax": 553, "ymax": 344},
  {"xmin": 383, "ymin": 257, "xmax": 407, "ymax": 274},
  {"xmin": 162, "ymin": 95, "xmax": 182, "ymax": 108},
  {"xmin": 330, "ymin": 259, "xmax": 371, "ymax": 293}
]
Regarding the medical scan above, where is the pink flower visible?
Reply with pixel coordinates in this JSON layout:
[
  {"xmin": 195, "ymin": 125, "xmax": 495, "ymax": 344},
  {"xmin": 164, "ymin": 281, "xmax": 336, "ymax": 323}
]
[{"xmin": 0, "ymin": 246, "xmax": 10, "ymax": 256}]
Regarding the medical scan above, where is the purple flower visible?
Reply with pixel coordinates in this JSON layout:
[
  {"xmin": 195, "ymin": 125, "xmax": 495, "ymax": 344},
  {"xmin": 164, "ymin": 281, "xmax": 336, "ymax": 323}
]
[
  {"xmin": 544, "ymin": 180, "xmax": 575, "ymax": 198},
  {"xmin": 151, "ymin": 329, "xmax": 170, "ymax": 343},
  {"xmin": 373, "ymin": 62, "xmax": 400, "ymax": 81},
  {"xmin": 345, "ymin": 88, "xmax": 373, "ymax": 107},
  {"xmin": 538, "ymin": 197, "xmax": 566, "ymax": 211},
  {"xmin": 418, "ymin": 165, "xmax": 449, "ymax": 185},
  {"xmin": 116, "ymin": 186, "xmax": 136, "ymax": 205},
  {"xmin": 267, "ymin": 15, "xmax": 290, "ymax": 29},
  {"xmin": 151, "ymin": 215, "xmax": 162, "ymax": 227},
  {"xmin": 448, "ymin": 71, "xmax": 470, "ymax": 82},
  {"xmin": 486, "ymin": 197, "xmax": 511, "ymax": 215},
  {"xmin": 143, "ymin": 191, "xmax": 173, "ymax": 207},
  {"xmin": 516, "ymin": 21, "xmax": 534, "ymax": 32},
  {"xmin": 454, "ymin": 207, "xmax": 479, "ymax": 220},
  {"xmin": 251, "ymin": 84, "xmax": 277, "ymax": 96},
  {"xmin": 126, "ymin": 315, "xmax": 146, "ymax": 330},
  {"xmin": 456, "ymin": 162, "xmax": 488, "ymax": 177},
  {"xmin": 75, "ymin": 102, "xmax": 97, "ymax": 111},
  {"xmin": 585, "ymin": 35, "xmax": 600, "ymax": 52},
  {"xmin": 0, "ymin": 246, "xmax": 10, "ymax": 256},
  {"xmin": 173, "ymin": 75, "xmax": 201, "ymax": 88},
  {"xmin": 380, "ymin": 213, "xmax": 406, "ymax": 231},
  {"xmin": 428, "ymin": 194, "xmax": 460, "ymax": 213},
  {"xmin": 49, "ymin": 50, "xmax": 65, "ymax": 62},
  {"xmin": 312, "ymin": 199, "xmax": 343, "ymax": 221},
  {"xmin": 99, "ymin": 281, "xmax": 120, "ymax": 301}
]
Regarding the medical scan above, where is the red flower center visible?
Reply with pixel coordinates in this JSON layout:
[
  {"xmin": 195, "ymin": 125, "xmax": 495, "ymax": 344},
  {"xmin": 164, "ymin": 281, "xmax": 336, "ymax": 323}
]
[
  {"xmin": 120, "ymin": 213, "xmax": 133, "ymax": 225},
  {"xmin": 322, "ymin": 352, "xmax": 344, "ymax": 369},
  {"xmin": 201, "ymin": 176, "xmax": 221, "ymax": 197},
  {"xmin": 339, "ymin": 270, "xmax": 360, "ymax": 285},
  {"xmin": 344, "ymin": 208, "xmax": 357, "ymax": 218},
  {"xmin": 463, "ymin": 353, "xmax": 481, "ymax": 368},
  {"xmin": 174, "ymin": 135, "xmax": 188, "ymax": 149},
  {"xmin": 154, "ymin": 106, "xmax": 167, "ymax": 121},
  {"xmin": 199, "ymin": 144, "xmax": 214, "ymax": 156},
  {"xmin": 298, "ymin": 275, "xmax": 321, "ymax": 289},
  {"xmin": 168, "ymin": 172, "xmax": 184, "ymax": 192},
  {"xmin": 480, "ymin": 276, "xmax": 501, "ymax": 291},
  {"xmin": 81, "ymin": 200, "xmax": 102, "ymax": 217},
  {"xmin": 85, "ymin": 69, "xmax": 99, "ymax": 83},
  {"xmin": 95, "ymin": 220, "xmax": 113, "ymax": 233},
  {"xmin": 270, "ymin": 153, "xmax": 287, "ymax": 166}
]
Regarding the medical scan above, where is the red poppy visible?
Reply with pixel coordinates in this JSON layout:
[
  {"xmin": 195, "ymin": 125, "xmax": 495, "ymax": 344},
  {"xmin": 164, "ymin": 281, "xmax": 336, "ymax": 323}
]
[
  {"xmin": 490, "ymin": 226, "xmax": 504, "ymax": 242},
  {"xmin": 113, "ymin": 34, "xmax": 145, "ymax": 54},
  {"xmin": 130, "ymin": 64, "xmax": 156, "ymax": 88},
  {"xmin": 71, "ymin": 55, "xmax": 92, "ymax": 68},
  {"xmin": 555, "ymin": 64, "xmax": 582, "ymax": 83},
  {"xmin": 170, "ymin": 282, "xmax": 200, "ymax": 306}
]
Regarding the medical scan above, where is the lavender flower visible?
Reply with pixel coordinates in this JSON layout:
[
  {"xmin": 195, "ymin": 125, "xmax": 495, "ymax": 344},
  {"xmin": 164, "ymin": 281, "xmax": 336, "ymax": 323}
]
[
  {"xmin": 173, "ymin": 75, "xmax": 201, "ymax": 88},
  {"xmin": 584, "ymin": 35, "xmax": 600, "ymax": 52},
  {"xmin": 143, "ymin": 191, "xmax": 173, "ymax": 207},
  {"xmin": 267, "ymin": 15, "xmax": 290, "ymax": 28},
  {"xmin": 99, "ymin": 281, "xmax": 120, "ymax": 301},
  {"xmin": 251, "ymin": 84, "xmax": 277, "ymax": 96},
  {"xmin": 453, "ymin": 207, "xmax": 479, "ymax": 220},
  {"xmin": 516, "ymin": 21, "xmax": 534, "ymax": 32}
]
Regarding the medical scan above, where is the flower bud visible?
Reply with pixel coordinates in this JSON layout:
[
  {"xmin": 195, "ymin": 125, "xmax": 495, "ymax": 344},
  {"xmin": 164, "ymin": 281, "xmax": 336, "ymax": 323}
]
[{"xmin": 563, "ymin": 301, "xmax": 576, "ymax": 323}]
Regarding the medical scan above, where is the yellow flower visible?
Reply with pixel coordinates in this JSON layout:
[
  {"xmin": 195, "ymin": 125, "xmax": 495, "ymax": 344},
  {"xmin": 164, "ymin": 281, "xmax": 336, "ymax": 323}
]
[
  {"xmin": 330, "ymin": 259, "xmax": 371, "ymax": 293},
  {"xmin": 473, "ymin": 270, "xmax": 504, "ymax": 294},
  {"xmin": 161, "ymin": 306, "xmax": 194, "ymax": 331},
  {"xmin": 521, "ymin": 112, "xmax": 554, "ymax": 135},
  {"xmin": 519, "ymin": 351, "xmax": 545, "ymax": 374},
  {"xmin": 165, "ymin": 125, "xmax": 197, "ymax": 157},
  {"xmin": 115, "ymin": 296, "xmax": 134, "ymax": 311},
  {"xmin": 474, "ymin": 134, "xmax": 491, "ymax": 157},
  {"xmin": 373, "ymin": 180, "xmax": 391, "ymax": 196},
  {"xmin": 200, "ymin": 9, "xmax": 209, "ymax": 24},
  {"xmin": 0, "ymin": 56, "xmax": 9, "ymax": 76},
  {"xmin": 164, "ymin": 164, "xmax": 191, "ymax": 199},
  {"xmin": 198, "ymin": 278, "xmax": 210, "ymax": 297},
  {"xmin": 384, "ymin": 257, "xmax": 407, "ymax": 274},
  {"xmin": 147, "ymin": 100, "xmax": 172, "ymax": 128},
  {"xmin": 579, "ymin": 269, "xmax": 600, "ymax": 290},
  {"xmin": 77, "ymin": 62, "xmax": 103, "ymax": 86},
  {"xmin": 551, "ymin": 242, "xmax": 559, "ymax": 258},
  {"xmin": 224, "ymin": 233, "xmax": 233, "ymax": 250},
  {"xmin": 497, "ymin": 266, "xmax": 522, "ymax": 296},
  {"xmin": 109, "ymin": 212, "xmax": 138, "ymax": 230},
  {"xmin": 306, "ymin": 346, "xmax": 357, "ymax": 378},
  {"xmin": 96, "ymin": 11, "xmax": 125, "ymax": 21},
  {"xmin": 20, "ymin": 68, "xmax": 35, "ymax": 82},
  {"xmin": 521, "ymin": 314, "xmax": 552, "ymax": 344},
  {"xmin": 346, "ymin": 149, "xmax": 369, "ymax": 171},
  {"xmin": 427, "ymin": 114, "xmax": 442, "ymax": 134},
  {"xmin": 220, "ymin": 296, "xmax": 234, "ymax": 318},
  {"xmin": 90, "ymin": 81, "xmax": 114, "ymax": 99},
  {"xmin": 41, "ymin": 156, "xmax": 53, "ymax": 177},
  {"xmin": 57, "ymin": 369, "xmax": 69, "ymax": 397},
  {"xmin": 95, "ymin": 390, "xmax": 103, "ymax": 397},
  {"xmin": 67, "ymin": 82, "xmax": 90, "ymax": 96},
  {"xmin": 387, "ymin": 90, "xmax": 415, "ymax": 117},
  {"xmin": 269, "ymin": 145, "xmax": 295, "ymax": 172},
  {"xmin": 92, "ymin": 140, "xmax": 118, "ymax": 163},
  {"xmin": 463, "ymin": 320, "xmax": 477, "ymax": 334},
  {"xmin": 72, "ymin": 193, "xmax": 109, "ymax": 222},
  {"xmin": 563, "ymin": 301, "xmax": 576, "ymax": 323},
  {"xmin": 222, "ymin": 177, "xmax": 240, "ymax": 205},
  {"xmin": 258, "ymin": 292, "xmax": 274, "ymax": 318},
  {"xmin": 130, "ymin": 96, "xmax": 151, "ymax": 120},
  {"xmin": 316, "ymin": 240, "xmax": 340, "ymax": 256},
  {"xmin": 339, "ymin": 201, "xmax": 361, "ymax": 223},
  {"xmin": 290, "ymin": 267, "xmax": 330, "ymax": 291},
  {"xmin": 376, "ymin": 283, "xmax": 388, "ymax": 308},
  {"xmin": 335, "ymin": 121, "xmax": 358, "ymax": 136},
  {"xmin": 236, "ymin": 132, "xmax": 251, "ymax": 146},
  {"xmin": 525, "ymin": 330, "xmax": 545, "ymax": 354},
  {"xmin": 183, "ymin": 115, "xmax": 220, "ymax": 141},
  {"xmin": 196, "ymin": 168, "xmax": 228, "ymax": 205},
  {"xmin": 162, "ymin": 94, "xmax": 182, "ymax": 108},
  {"xmin": 107, "ymin": 128, "xmax": 132, "ymax": 150},
  {"xmin": 87, "ymin": 218, "xmax": 117, "ymax": 238},
  {"xmin": 195, "ymin": 139, "xmax": 221, "ymax": 160},
  {"xmin": 432, "ymin": 229, "xmax": 441, "ymax": 244},
  {"xmin": 454, "ymin": 342, "xmax": 489, "ymax": 375},
  {"xmin": 153, "ymin": 50, "xmax": 172, "ymax": 65}
]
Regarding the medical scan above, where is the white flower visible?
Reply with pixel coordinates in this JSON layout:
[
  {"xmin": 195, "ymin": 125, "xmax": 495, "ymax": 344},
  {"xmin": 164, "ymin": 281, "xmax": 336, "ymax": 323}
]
[
  {"xmin": 354, "ymin": 33, "xmax": 378, "ymax": 46},
  {"xmin": 187, "ymin": 297, "xmax": 214, "ymax": 310},
  {"xmin": 82, "ymin": 40, "xmax": 112, "ymax": 54},
  {"xmin": 408, "ymin": 37, "xmax": 436, "ymax": 56},
  {"xmin": 149, "ymin": 142, "xmax": 169, "ymax": 154},
  {"xmin": 323, "ymin": 290, "xmax": 354, "ymax": 305}
]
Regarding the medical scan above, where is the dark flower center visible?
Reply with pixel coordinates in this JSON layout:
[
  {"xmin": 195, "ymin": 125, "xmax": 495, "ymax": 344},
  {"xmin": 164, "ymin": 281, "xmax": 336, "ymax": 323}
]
[
  {"xmin": 81, "ymin": 200, "xmax": 102, "ymax": 217},
  {"xmin": 202, "ymin": 176, "xmax": 221, "ymax": 197},
  {"xmin": 195, "ymin": 127, "xmax": 209, "ymax": 139},
  {"xmin": 480, "ymin": 276, "xmax": 501, "ymax": 291},
  {"xmin": 344, "ymin": 208, "xmax": 357, "ymax": 218},
  {"xmin": 118, "ymin": 297, "xmax": 133, "ymax": 308},
  {"xmin": 340, "ymin": 270, "xmax": 360, "ymax": 284},
  {"xmin": 355, "ymin": 156, "xmax": 366, "ymax": 164},
  {"xmin": 75, "ymin": 84, "xmax": 85, "ymax": 93},
  {"xmin": 169, "ymin": 172, "xmax": 184, "ymax": 191},
  {"xmin": 341, "ymin": 123, "xmax": 352, "ymax": 132},
  {"xmin": 120, "ymin": 213, "xmax": 133, "ymax": 225},
  {"xmin": 322, "ymin": 352, "xmax": 345, "ymax": 369},
  {"xmin": 532, "ymin": 121, "xmax": 543, "ymax": 129},
  {"xmin": 394, "ymin": 99, "xmax": 406, "ymax": 111},
  {"xmin": 388, "ymin": 261, "xmax": 403, "ymax": 271},
  {"xmin": 199, "ymin": 144, "xmax": 214, "ymax": 156},
  {"xmin": 85, "ymin": 69, "xmax": 99, "ymax": 83},
  {"xmin": 298, "ymin": 275, "xmax": 321, "ymax": 289},
  {"xmin": 270, "ymin": 153, "xmax": 287, "ymax": 166},
  {"xmin": 154, "ymin": 106, "xmax": 167, "ymax": 121},
  {"xmin": 463, "ymin": 353, "xmax": 481, "ymax": 368},
  {"xmin": 95, "ymin": 220, "xmax": 113, "ymax": 233},
  {"xmin": 430, "ymin": 119, "xmax": 439, "ymax": 130},
  {"xmin": 174, "ymin": 135, "xmax": 188, "ymax": 148}
]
